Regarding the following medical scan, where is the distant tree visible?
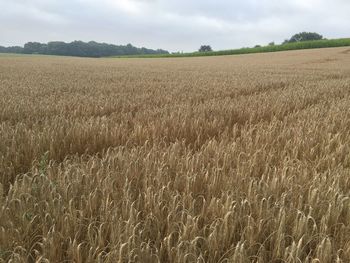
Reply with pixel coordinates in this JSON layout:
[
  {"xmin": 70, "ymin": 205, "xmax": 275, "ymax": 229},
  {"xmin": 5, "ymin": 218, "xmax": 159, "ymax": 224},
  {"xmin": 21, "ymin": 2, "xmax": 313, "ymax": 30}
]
[
  {"xmin": 285, "ymin": 32, "xmax": 323, "ymax": 43},
  {"xmin": 268, "ymin": 42, "xmax": 275, "ymax": 46},
  {"xmin": 0, "ymin": 46, "xmax": 7, "ymax": 53},
  {"xmin": 254, "ymin": 45, "xmax": 261, "ymax": 48},
  {"xmin": 23, "ymin": 42, "xmax": 47, "ymax": 54},
  {"xmin": 199, "ymin": 45, "xmax": 212, "ymax": 52},
  {"xmin": 0, "ymin": 41, "xmax": 169, "ymax": 57},
  {"xmin": 5, "ymin": 46, "xmax": 24, "ymax": 53}
]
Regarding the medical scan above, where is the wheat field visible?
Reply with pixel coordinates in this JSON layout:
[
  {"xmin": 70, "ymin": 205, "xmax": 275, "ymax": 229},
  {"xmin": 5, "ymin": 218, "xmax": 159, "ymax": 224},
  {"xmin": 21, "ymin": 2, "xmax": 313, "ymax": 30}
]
[{"xmin": 1, "ymin": 47, "xmax": 350, "ymax": 262}]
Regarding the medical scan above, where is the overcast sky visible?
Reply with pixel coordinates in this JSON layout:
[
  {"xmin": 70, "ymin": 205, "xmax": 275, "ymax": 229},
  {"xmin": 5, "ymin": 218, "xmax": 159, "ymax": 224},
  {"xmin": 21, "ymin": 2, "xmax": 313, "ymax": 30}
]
[{"xmin": 1, "ymin": 0, "xmax": 349, "ymax": 52}]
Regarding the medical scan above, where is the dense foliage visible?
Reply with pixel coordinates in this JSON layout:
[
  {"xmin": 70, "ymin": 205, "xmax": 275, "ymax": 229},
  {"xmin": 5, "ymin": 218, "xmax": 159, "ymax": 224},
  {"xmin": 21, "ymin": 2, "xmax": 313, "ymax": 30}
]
[
  {"xmin": 283, "ymin": 32, "xmax": 324, "ymax": 44},
  {"xmin": 120, "ymin": 38, "xmax": 350, "ymax": 58},
  {"xmin": 198, "ymin": 45, "xmax": 213, "ymax": 52},
  {"xmin": 0, "ymin": 41, "xmax": 169, "ymax": 57}
]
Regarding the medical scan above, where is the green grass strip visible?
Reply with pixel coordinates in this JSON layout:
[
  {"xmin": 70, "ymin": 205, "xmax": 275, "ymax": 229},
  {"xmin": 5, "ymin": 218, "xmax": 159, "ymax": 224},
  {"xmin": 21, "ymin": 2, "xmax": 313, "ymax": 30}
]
[{"xmin": 112, "ymin": 38, "xmax": 350, "ymax": 58}]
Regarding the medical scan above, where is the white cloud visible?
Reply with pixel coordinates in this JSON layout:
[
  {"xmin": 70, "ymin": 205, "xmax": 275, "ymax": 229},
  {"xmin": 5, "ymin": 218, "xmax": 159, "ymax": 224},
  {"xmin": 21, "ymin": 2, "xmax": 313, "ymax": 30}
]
[{"xmin": 0, "ymin": 0, "xmax": 349, "ymax": 51}]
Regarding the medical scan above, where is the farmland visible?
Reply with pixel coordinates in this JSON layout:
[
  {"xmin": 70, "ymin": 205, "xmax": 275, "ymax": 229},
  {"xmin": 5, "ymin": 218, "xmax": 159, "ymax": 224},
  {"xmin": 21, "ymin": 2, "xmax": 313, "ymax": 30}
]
[
  {"xmin": 115, "ymin": 38, "xmax": 350, "ymax": 58},
  {"xmin": 1, "ymin": 47, "xmax": 350, "ymax": 262}
]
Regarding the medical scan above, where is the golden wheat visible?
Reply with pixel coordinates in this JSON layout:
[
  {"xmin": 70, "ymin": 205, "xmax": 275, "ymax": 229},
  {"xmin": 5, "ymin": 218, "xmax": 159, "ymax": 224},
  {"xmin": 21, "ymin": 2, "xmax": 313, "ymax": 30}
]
[{"xmin": 1, "ymin": 47, "xmax": 350, "ymax": 262}]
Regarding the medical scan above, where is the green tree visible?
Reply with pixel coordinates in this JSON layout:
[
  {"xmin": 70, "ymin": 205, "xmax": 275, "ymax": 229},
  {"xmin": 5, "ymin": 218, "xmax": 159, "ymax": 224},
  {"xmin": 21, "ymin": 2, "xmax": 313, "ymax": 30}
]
[
  {"xmin": 199, "ymin": 45, "xmax": 213, "ymax": 52},
  {"xmin": 1, "ymin": 41, "xmax": 169, "ymax": 57},
  {"xmin": 23, "ymin": 42, "xmax": 47, "ymax": 54},
  {"xmin": 285, "ymin": 32, "xmax": 323, "ymax": 43}
]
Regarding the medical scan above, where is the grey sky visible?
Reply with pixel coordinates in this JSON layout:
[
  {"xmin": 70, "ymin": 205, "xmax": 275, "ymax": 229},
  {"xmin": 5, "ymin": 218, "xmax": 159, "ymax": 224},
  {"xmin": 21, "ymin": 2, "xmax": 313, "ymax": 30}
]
[{"xmin": 1, "ymin": 0, "xmax": 349, "ymax": 52}]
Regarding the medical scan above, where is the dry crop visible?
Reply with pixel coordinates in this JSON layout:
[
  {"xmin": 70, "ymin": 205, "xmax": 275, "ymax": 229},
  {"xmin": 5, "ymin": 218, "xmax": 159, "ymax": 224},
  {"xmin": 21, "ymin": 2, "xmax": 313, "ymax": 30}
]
[{"xmin": 1, "ymin": 47, "xmax": 350, "ymax": 262}]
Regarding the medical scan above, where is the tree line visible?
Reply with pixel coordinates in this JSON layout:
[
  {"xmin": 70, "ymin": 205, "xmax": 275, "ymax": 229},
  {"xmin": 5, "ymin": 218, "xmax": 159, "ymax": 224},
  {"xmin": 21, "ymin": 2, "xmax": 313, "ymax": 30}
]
[
  {"xmin": 199, "ymin": 32, "xmax": 325, "ymax": 52},
  {"xmin": 0, "ymin": 41, "xmax": 169, "ymax": 57},
  {"xmin": 282, "ymin": 32, "xmax": 323, "ymax": 44}
]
